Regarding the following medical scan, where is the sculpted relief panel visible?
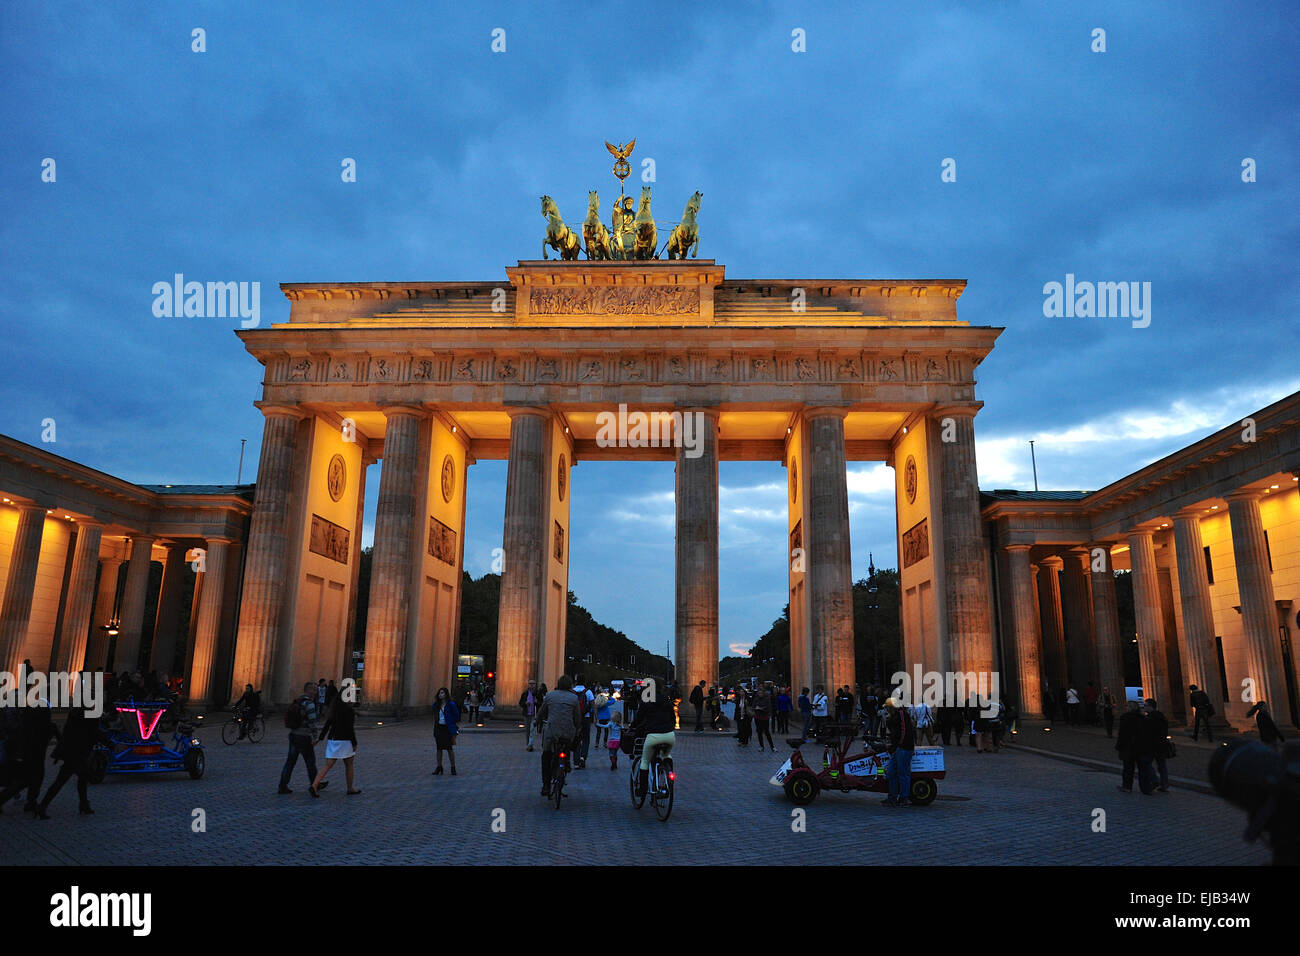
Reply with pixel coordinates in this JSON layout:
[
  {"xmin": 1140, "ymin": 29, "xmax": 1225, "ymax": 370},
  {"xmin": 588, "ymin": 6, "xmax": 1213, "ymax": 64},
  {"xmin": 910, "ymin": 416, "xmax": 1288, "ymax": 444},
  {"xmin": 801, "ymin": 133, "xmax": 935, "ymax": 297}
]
[{"xmin": 529, "ymin": 286, "xmax": 700, "ymax": 315}]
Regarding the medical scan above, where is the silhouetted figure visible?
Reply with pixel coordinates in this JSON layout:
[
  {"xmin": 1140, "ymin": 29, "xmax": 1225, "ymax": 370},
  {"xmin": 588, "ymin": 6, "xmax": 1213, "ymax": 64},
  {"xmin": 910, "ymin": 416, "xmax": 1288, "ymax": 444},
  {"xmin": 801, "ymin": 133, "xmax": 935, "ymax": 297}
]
[
  {"xmin": 0, "ymin": 701, "xmax": 60, "ymax": 813},
  {"xmin": 37, "ymin": 707, "xmax": 110, "ymax": 818}
]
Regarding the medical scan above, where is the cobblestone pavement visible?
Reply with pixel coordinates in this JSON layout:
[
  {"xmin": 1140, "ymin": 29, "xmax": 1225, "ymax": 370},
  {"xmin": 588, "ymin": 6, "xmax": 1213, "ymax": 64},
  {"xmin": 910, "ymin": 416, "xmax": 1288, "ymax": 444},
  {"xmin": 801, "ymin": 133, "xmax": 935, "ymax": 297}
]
[{"xmin": 0, "ymin": 719, "xmax": 1270, "ymax": 866}]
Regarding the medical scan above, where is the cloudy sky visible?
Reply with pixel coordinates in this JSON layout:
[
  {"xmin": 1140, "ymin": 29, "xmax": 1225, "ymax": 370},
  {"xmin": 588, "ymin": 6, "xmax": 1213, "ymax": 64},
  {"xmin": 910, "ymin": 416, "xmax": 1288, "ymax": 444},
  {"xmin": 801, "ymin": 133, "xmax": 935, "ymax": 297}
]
[{"xmin": 3, "ymin": 2, "xmax": 1296, "ymax": 661}]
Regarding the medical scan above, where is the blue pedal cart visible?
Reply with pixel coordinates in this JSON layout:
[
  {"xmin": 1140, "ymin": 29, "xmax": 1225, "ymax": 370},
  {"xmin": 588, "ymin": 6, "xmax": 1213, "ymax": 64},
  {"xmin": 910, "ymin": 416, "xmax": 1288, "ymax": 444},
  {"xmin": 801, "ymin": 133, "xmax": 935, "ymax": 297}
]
[{"xmin": 88, "ymin": 699, "xmax": 206, "ymax": 782}]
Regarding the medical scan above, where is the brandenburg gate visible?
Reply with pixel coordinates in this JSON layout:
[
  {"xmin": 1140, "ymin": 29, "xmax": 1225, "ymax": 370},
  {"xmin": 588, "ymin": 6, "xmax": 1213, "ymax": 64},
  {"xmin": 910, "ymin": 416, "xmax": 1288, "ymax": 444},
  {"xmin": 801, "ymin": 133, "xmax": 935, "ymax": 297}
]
[{"xmin": 232, "ymin": 256, "xmax": 1002, "ymax": 712}]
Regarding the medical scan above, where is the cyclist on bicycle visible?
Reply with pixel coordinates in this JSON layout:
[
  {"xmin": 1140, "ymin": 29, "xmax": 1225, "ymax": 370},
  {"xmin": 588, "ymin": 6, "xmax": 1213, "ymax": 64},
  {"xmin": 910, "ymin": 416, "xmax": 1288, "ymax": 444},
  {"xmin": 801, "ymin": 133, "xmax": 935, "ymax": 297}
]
[
  {"xmin": 232, "ymin": 684, "xmax": 261, "ymax": 740},
  {"xmin": 536, "ymin": 675, "xmax": 582, "ymax": 798},
  {"xmin": 627, "ymin": 677, "xmax": 675, "ymax": 797}
]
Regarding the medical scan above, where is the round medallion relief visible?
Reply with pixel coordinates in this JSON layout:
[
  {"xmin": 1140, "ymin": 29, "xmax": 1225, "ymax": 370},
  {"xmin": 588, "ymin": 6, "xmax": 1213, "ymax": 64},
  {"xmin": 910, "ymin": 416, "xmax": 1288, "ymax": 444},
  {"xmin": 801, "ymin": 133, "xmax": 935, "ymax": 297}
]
[
  {"xmin": 557, "ymin": 454, "xmax": 567, "ymax": 502},
  {"xmin": 440, "ymin": 454, "xmax": 456, "ymax": 503},
  {"xmin": 905, "ymin": 455, "xmax": 918, "ymax": 505},
  {"xmin": 789, "ymin": 458, "xmax": 798, "ymax": 505},
  {"xmin": 326, "ymin": 454, "xmax": 346, "ymax": 502}
]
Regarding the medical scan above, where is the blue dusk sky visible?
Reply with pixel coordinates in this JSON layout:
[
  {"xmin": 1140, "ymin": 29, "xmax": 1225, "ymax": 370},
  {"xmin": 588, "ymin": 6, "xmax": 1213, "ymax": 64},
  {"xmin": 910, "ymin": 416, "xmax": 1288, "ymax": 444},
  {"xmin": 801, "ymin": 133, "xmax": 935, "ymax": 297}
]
[{"xmin": 2, "ymin": 2, "xmax": 1297, "ymax": 661}]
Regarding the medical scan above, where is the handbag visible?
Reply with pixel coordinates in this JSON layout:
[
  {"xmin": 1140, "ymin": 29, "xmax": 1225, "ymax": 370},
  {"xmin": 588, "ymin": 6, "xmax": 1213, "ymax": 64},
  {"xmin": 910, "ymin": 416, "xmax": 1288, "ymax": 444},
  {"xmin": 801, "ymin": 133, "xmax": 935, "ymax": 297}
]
[{"xmin": 1163, "ymin": 736, "xmax": 1176, "ymax": 759}]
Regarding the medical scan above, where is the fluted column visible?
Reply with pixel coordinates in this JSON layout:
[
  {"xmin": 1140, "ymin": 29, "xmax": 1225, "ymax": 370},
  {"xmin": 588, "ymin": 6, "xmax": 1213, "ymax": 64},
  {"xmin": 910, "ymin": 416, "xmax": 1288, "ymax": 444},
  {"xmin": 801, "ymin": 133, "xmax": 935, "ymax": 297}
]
[
  {"xmin": 935, "ymin": 409, "xmax": 995, "ymax": 674},
  {"xmin": 114, "ymin": 535, "xmax": 156, "ymax": 673},
  {"xmin": 364, "ymin": 406, "xmax": 427, "ymax": 713},
  {"xmin": 1226, "ymin": 490, "xmax": 1289, "ymax": 719},
  {"xmin": 1089, "ymin": 544, "xmax": 1126, "ymax": 702},
  {"xmin": 84, "ymin": 552, "xmax": 124, "ymax": 670},
  {"xmin": 496, "ymin": 409, "xmax": 550, "ymax": 703},
  {"xmin": 231, "ymin": 406, "xmax": 305, "ymax": 701},
  {"xmin": 805, "ymin": 408, "xmax": 854, "ymax": 695},
  {"xmin": 1036, "ymin": 556, "xmax": 1066, "ymax": 693},
  {"xmin": 0, "ymin": 505, "xmax": 48, "ymax": 676},
  {"xmin": 675, "ymin": 408, "xmax": 719, "ymax": 692},
  {"xmin": 56, "ymin": 522, "xmax": 103, "ymax": 673},
  {"xmin": 1128, "ymin": 529, "xmax": 1171, "ymax": 708},
  {"xmin": 1172, "ymin": 510, "xmax": 1222, "ymax": 714},
  {"xmin": 1063, "ymin": 547, "xmax": 1097, "ymax": 685},
  {"xmin": 187, "ymin": 539, "xmax": 230, "ymax": 705},
  {"xmin": 1006, "ymin": 545, "xmax": 1042, "ymax": 716},
  {"xmin": 149, "ymin": 544, "xmax": 187, "ymax": 675}
]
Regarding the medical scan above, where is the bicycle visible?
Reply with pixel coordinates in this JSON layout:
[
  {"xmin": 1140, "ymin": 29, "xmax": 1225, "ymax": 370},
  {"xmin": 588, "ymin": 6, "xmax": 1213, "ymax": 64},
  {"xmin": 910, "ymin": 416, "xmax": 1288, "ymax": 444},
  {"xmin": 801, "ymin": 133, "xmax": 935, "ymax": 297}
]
[
  {"xmin": 221, "ymin": 709, "xmax": 265, "ymax": 745},
  {"xmin": 629, "ymin": 736, "xmax": 675, "ymax": 822},
  {"xmin": 548, "ymin": 739, "xmax": 574, "ymax": 810}
]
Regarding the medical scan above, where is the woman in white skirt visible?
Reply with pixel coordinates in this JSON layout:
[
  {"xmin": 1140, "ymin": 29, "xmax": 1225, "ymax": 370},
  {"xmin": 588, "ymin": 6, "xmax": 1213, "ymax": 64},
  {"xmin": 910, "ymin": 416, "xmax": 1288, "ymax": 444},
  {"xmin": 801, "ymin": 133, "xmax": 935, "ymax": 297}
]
[{"xmin": 310, "ymin": 696, "xmax": 361, "ymax": 797}]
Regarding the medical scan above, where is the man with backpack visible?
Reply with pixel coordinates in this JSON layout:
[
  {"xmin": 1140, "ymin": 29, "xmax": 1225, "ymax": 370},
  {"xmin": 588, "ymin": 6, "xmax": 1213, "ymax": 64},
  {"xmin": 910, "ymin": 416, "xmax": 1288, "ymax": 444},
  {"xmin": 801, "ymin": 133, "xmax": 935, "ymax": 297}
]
[
  {"xmin": 571, "ymin": 675, "xmax": 595, "ymax": 769},
  {"xmin": 278, "ymin": 682, "xmax": 327, "ymax": 795}
]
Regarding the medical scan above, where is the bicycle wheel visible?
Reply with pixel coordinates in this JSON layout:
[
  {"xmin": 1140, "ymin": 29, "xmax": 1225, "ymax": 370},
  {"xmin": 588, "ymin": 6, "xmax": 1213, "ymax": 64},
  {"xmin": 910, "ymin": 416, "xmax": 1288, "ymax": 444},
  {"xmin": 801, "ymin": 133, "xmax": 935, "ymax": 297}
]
[
  {"xmin": 629, "ymin": 761, "xmax": 646, "ymax": 809},
  {"xmin": 247, "ymin": 716, "xmax": 265, "ymax": 743},
  {"xmin": 221, "ymin": 720, "xmax": 239, "ymax": 745},
  {"xmin": 553, "ymin": 768, "xmax": 565, "ymax": 810},
  {"xmin": 653, "ymin": 761, "xmax": 674, "ymax": 821}
]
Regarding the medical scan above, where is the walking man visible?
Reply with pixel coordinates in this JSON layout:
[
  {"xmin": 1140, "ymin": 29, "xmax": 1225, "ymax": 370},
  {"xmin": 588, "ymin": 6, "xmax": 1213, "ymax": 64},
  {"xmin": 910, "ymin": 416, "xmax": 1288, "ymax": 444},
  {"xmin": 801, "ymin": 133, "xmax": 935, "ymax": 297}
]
[
  {"xmin": 519, "ymin": 679, "xmax": 541, "ymax": 752},
  {"xmin": 882, "ymin": 698, "xmax": 915, "ymax": 807},
  {"xmin": 278, "ymin": 682, "xmax": 325, "ymax": 795},
  {"xmin": 690, "ymin": 680, "xmax": 706, "ymax": 734}
]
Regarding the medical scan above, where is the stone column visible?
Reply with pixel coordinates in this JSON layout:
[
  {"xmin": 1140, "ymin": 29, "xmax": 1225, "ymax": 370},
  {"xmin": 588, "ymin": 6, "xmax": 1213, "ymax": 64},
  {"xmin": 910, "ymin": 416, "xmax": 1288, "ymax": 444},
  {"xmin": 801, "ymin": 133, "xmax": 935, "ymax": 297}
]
[
  {"xmin": 1172, "ymin": 509, "xmax": 1223, "ymax": 714},
  {"xmin": 1004, "ymin": 546, "xmax": 1042, "ymax": 717},
  {"xmin": 187, "ymin": 539, "xmax": 230, "ymax": 705},
  {"xmin": 1036, "ymin": 556, "xmax": 1066, "ymax": 694},
  {"xmin": 675, "ymin": 408, "xmax": 719, "ymax": 692},
  {"xmin": 496, "ymin": 409, "xmax": 550, "ymax": 706},
  {"xmin": 55, "ymin": 522, "xmax": 103, "ymax": 673},
  {"xmin": 149, "ymin": 544, "xmax": 188, "ymax": 675},
  {"xmin": 1089, "ymin": 545, "xmax": 1127, "ymax": 702},
  {"xmin": 805, "ymin": 409, "xmax": 855, "ymax": 695},
  {"xmin": 1128, "ymin": 529, "xmax": 1171, "ymax": 708},
  {"xmin": 0, "ymin": 505, "xmax": 47, "ymax": 677},
  {"xmin": 1226, "ymin": 490, "xmax": 1290, "ymax": 719},
  {"xmin": 935, "ymin": 409, "xmax": 995, "ymax": 675},
  {"xmin": 231, "ymin": 406, "xmax": 305, "ymax": 701},
  {"xmin": 114, "ymin": 535, "xmax": 156, "ymax": 673},
  {"xmin": 364, "ymin": 406, "xmax": 427, "ymax": 713},
  {"xmin": 1063, "ymin": 547, "xmax": 1097, "ymax": 686},
  {"xmin": 84, "ymin": 551, "xmax": 124, "ymax": 670}
]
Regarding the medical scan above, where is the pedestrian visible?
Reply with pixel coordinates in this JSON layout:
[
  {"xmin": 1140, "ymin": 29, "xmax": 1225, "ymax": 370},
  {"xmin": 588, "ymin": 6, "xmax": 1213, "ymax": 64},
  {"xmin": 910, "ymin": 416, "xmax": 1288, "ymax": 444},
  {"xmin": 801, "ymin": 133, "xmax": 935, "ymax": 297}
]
[
  {"xmin": 708, "ymin": 685, "xmax": 722, "ymax": 730},
  {"xmin": 1116, "ymin": 699, "xmax": 1152, "ymax": 794},
  {"xmin": 35, "ymin": 704, "xmax": 110, "ymax": 819},
  {"xmin": 882, "ymin": 698, "xmax": 915, "ymax": 807},
  {"xmin": 310, "ymin": 694, "xmax": 361, "ymax": 797},
  {"xmin": 975, "ymin": 698, "xmax": 994, "ymax": 753},
  {"xmin": 325, "ymin": 680, "xmax": 338, "ymax": 708},
  {"xmin": 431, "ymin": 687, "xmax": 460, "ymax": 775},
  {"xmin": 775, "ymin": 686, "xmax": 792, "ymax": 734},
  {"xmin": 571, "ymin": 674, "xmax": 595, "ymax": 768},
  {"xmin": 1084, "ymin": 681, "xmax": 1099, "ymax": 725},
  {"xmin": 689, "ymin": 680, "xmax": 706, "ymax": 733},
  {"xmin": 1245, "ymin": 700, "xmax": 1285, "ymax": 749},
  {"xmin": 519, "ymin": 679, "xmax": 541, "ymax": 752},
  {"xmin": 1042, "ymin": 686, "xmax": 1057, "ymax": 725},
  {"xmin": 1144, "ymin": 698, "xmax": 1170, "ymax": 792},
  {"xmin": 811, "ymin": 685, "xmax": 829, "ymax": 736},
  {"xmin": 753, "ymin": 691, "xmax": 775, "ymax": 751},
  {"xmin": 0, "ymin": 697, "xmax": 59, "ymax": 814},
  {"xmin": 466, "ymin": 686, "xmax": 480, "ymax": 724},
  {"xmin": 734, "ymin": 688, "xmax": 753, "ymax": 746},
  {"xmin": 1065, "ymin": 686, "xmax": 1081, "ymax": 726},
  {"xmin": 913, "ymin": 699, "xmax": 935, "ymax": 746},
  {"xmin": 1188, "ymin": 684, "xmax": 1214, "ymax": 742},
  {"xmin": 277, "ymin": 682, "xmax": 323, "ymax": 795},
  {"xmin": 1100, "ymin": 686, "xmax": 1117, "ymax": 738},
  {"xmin": 316, "ymin": 678, "xmax": 328, "ymax": 711},
  {"xmin": 797, "ymin": 687, "xmax": 813, "ymax": 742},
  {"xmin": 537, "ymin": 675, "xmax": 581, "ymax": 797},
  {"xmin": 593, "ymin": 688, "xmax": 612, "ymax": 747},
  {"xmin": 607, "ymin": 709, "xmax": 623, "ymax": 770}
]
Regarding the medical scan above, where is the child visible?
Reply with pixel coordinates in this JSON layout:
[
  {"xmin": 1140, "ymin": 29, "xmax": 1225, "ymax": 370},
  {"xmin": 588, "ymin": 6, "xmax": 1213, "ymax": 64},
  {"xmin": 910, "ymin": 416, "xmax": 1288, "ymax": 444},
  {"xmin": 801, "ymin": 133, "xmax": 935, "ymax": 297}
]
[{"xmin": 608, "ymin": 710, "xmax": 623, "ymax": 770}]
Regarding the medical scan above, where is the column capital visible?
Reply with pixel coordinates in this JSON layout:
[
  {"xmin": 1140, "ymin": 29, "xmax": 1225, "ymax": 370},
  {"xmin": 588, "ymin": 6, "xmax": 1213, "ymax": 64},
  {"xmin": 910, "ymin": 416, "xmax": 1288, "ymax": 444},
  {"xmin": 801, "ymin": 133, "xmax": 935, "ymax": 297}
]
[
  {"xmin": 802, "ymin": 405, "xmax": 849, "ymax": 421},
  {"xmin": 1003, "ymin": 543, "xmax": 1033, "ymax": 554},
  {"xmin": 929, "ymin": 403, "xmax": 982, "ymax": 420},
  {"xmin": 254, "ymin": 401, "xmax": 309, "ymax": 420},
  {"xmin": 1065, "ymin": 546, "xmax": 1092, "ymax": 567},
  {"xmin": 1173, "ymin": 507, "xmax": 1208, "ymax": 522},
  {"xmin": 1039, "ymin": 555, "xmax": 1064, "ymax": 570},
  {"xmin": 503, "ymin": 405, "xmax": 552, "ymax": 420},
  {"xmin": 1224, "ymin": 487, "xmax": 1266, "ymax": 504},
  {"xmin": 1126, "ymin": 527, "xmax": 1157, "ymax": 542},
  {"xmin": 202, "ymin": 536, "xmax": 235, "ymax": 547},
  {"xmin": 379, "ymin": 403, "xmax": 429, "ymax": 420}
]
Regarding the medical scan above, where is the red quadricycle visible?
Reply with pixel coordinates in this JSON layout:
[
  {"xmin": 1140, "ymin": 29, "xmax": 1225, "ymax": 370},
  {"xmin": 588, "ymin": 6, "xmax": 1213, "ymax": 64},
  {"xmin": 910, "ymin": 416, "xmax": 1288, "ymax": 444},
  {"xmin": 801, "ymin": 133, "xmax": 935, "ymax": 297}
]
[{"xmin": 770, "ymin": 723, "xmax": 944, "ymax": 807}]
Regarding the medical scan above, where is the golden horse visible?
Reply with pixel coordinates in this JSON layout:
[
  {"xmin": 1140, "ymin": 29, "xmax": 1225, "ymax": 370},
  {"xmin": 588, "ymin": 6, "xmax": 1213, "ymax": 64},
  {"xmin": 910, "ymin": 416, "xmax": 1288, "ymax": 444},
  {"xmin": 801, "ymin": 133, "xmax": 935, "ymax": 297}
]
[
  {"xmin": 541, "ymin": 195, "xmax": 581, "ymax": 260},
  {"xmin": 583, "ymin": 191, "xmax": 612, "ymax": 260},
  {"xmin": 666, "ymin": 191, "xmax": 702, "ymax": 259},
  {"xmin": 632, "ymin": 186, "xmax": 657, "ymax": 260}
]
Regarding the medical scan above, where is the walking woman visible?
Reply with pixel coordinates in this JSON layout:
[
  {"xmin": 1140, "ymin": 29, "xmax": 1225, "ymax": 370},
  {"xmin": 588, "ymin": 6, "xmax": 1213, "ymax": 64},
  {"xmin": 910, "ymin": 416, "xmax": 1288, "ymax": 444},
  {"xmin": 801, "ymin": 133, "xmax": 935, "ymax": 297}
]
[
  {"xmin": 432, "ymin": 687, "xmax": 460, "ymax": 775},
  {"xmin": 310, "ymin": 694, "xmax": 361, "ymax": 797},
  {"xmin": 753, "ymin": 692, "xmax": 775, "ymax": 751}
]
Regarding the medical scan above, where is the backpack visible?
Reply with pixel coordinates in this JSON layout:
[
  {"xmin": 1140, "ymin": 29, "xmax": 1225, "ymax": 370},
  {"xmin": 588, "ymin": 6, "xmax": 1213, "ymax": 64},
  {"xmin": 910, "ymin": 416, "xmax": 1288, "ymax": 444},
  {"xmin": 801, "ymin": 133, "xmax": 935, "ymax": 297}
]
[
  {"xmin": 575, "ymin": 689, "xmax": 591, "ymax": 720},
  {"xmin": 284, "ymin": 698, "xmax": 304, "ymax": 730}
]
